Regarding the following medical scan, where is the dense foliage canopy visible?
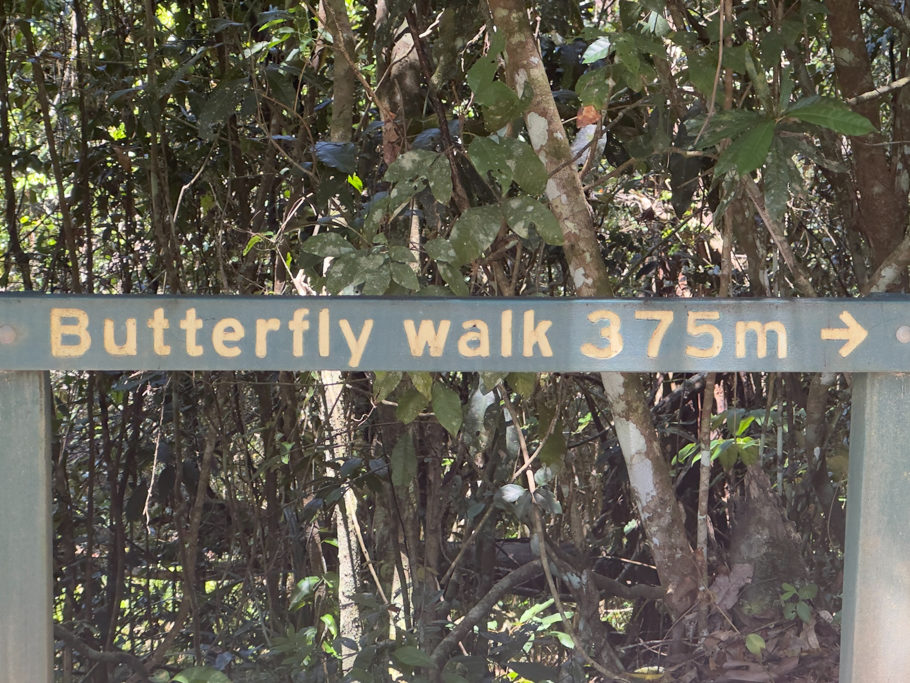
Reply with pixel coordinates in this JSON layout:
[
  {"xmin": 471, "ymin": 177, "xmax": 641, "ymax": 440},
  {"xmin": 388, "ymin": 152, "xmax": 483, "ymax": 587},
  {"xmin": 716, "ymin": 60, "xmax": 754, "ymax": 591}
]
[{"xmin": 3, "ymin": 0, "xmax": 906, "ymax": 679}]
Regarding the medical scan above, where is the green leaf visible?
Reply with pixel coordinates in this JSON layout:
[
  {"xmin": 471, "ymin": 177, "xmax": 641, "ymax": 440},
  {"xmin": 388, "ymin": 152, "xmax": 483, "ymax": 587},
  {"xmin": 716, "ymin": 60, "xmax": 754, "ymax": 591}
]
[
  {"xmin": 576, "ymin": 66, "xmax": 615, "ymax": 109},
  {"xmin": 384, "ymin": 149, "xmax": 436, "ymax": 183},
  {"xmin": 504, "ymin": 195, "xmax": 563, "ymax": 245},
  {"xmin": 314, "ymin": 141, "xmax": 357, "ymax": 174},
  {"xmin": 508, "ymin": 662, "xmax": 560, "ymax": 681},
  {"xmin": 426, "ymin": 154, "xmax": 454, "ymax": 204},
  {"xmin": 582, "ymin": 36, "xmax": 612, "ymax": 63},
  {"xmin": 508, "ymin": 372, "xmax": 537, "ymax": 397},
  {"xmin": 763, "ymin": 137, "xmax": 790, "ymax": 225},
  {"xmin": 390, "ymin": 432, "xmax": 417, "ymax": 490},
  {"xmin": 198, "ymin": 78, "xmax": 246, "ymax": 140},
  {"xmin": 410, "ymin": 371, "xmax": 434, "ymax": 400},
  {"xmin": 551, "ymin": 630, "xmax": 575, "ymax": 648},
  {"xmin": 437, "ymin": 261, "xmax": 469, "ymax": 295},
  {"xmin": 744, "ymin": 633, "xmax": 766, "ymax": 656},
  {"xmin": 715, "ymin": 119, "xmax": 775, "ymax": 176},
  {"xmin": 538, "ymin": 429, "xmax": 566, "ymax": 466},
  {"xmin": 289, "ymin": 576, "xmax": 323, "ymax": 610},
  {"xmin": 695, "ymin": 109, "xmax": 766, "ymax": 149},
  {"xmin": 242, "ymin": 234, "xmax": 263, "ymax": 256},
  {"xmin": 785, "ymin": 96, "xmax": 876, "ymax": 136},
  {"xmin": 796, "ymin": 600, "xmax": 812, "ymax": 623},
  {"xmin": 425, "ymin": 238, "xmax": 457, "ymax": 264},
  {"xmin": 396, "ymin": 388, "xmax": 427, "ymax": 425},
  {"xmin": 393, "ymin": 645, "xmax": 433, "ymax": 668},
  {"xmin": 302, "ymin": 233, "xmax": 356, "ymax": 258},
  {"xmin": 172, "ymin": 667, "xmax": 232, "ymax": 683},
  {"xmin": 469, "ymin": 136, "xmax": 547, "ymax": 196},
  {"xmin": 432, "ymin": 382, "xmax": 463, "ymax": 437},
  {"xmin": 390, "ymin": 262, "xmax": 420, "ymax": 291},
  {"xmin": 372, "ymin": 371, "xmax": 402, "ymax": 403},
  {"xmin": 448, "ymin": 206, "xmax": 502, "ymax": 265}
]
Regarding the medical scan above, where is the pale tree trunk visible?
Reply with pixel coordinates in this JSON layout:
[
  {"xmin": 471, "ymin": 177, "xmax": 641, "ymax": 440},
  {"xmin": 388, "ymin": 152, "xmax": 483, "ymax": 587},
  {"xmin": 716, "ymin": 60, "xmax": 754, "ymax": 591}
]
[
  {"xmin": 317, "ymin": 2, "xmax": 363, "ymax": 671},
  {"xmin": 487, "ymin": 0, "xmax": 699, "ymax": 618}
]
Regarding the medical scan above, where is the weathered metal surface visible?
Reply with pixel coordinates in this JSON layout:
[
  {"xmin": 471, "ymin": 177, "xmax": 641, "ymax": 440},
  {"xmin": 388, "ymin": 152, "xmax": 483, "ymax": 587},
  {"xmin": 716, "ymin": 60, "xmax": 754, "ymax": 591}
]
[
  {"xmin": 0, "ymin": 372, "xmax": 52, "ymax": 683},
  {"xmin": 0, "ymin": 294, "xmax": 906, "ymax": 371},
  {"xmin": 840, "ymin": 373, "xmax": 910, "ymax": 681}
]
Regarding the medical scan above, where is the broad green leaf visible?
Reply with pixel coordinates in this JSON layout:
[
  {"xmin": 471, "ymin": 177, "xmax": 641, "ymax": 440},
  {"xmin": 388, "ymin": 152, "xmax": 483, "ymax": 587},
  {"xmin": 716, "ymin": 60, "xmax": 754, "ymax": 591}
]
[
  {"xmin": 796, "ymin": 600, "xmax": 812, "ymax": 623},
  {"xmin": 437, "ymin": 262, "xmax": 469, "ymax": 296},
  {"xmin": 745, "ymin": 633, "xmax": 766, "ymax": 656},
  {"xmin": 763, "ymin": 137, "xmax": 790, "ymax": 225},
  {"xmin": 390, "ymin": 261, "xmax": 420, "ymax": 291},
  {"xmin": 409, "ymin": 371, "xmax": 434, "ymax": 400},
  {"xmin": 265, "ymin": 64, "xmax": 298, "ymax": 111},
  {"xmin": 172, "ymin": 667, "xmax": 232, "ymax": 683},
  {"xmin": 448, "ymin": 206, "xmax": 502, "ymax": 265},
  {"xmin": 551, "ymin": 630, "xmax": 575, "ymax": 648},
  {"xmin": 432, "ymin": 382, "xmax": 463, "ymax": 437},
  {"xmin": 426, "ymin": 154, "xmax": 453, "ymax": 204},
  {"xmin": 198, "ymin": 78, "xmax": 246, "ymax": 140},
  {"xmin": 469, "ymin": 136, "xmax": 546, "ymax": 196},
  {"xmin": 785, "ymin": 96, "xmax": 876, "ymax": 135},
  {"xmin": 372, "ymin": 371, "xmax": 402, "ymax": 403},
  {"xmin": 504, "ymin": 195, "xmax": 563, "ymax": 245},
  {"xmin": 508, "ymin": 662, "xmax": 560, "ymax": 681},
  {"xmin": 538, "ymin": 429, "xmax": 566, "ymax": 466},
  {"xmin": 388, "ymin": 246, "xmax": 417, "ymax": 263},
  {"xmin": 583, "ymin": 36, "xmax": 612, "ymax": 64},
  {"xmin": 715, "ymin": 119, "xmax": 775, "ymax": 175},
  {"xmin": 314, "ymin": 141, "xmax": 357, "ymax": 174},
  {"xmin": 289, "ymin": 576, "xmax": 323, "ymax": 610},
  {"xmin": 576, "ymin": 66, "xmax": 615, "ymax": 109},
  {"xmin": 325, "ymin": 253, "xmax": 386, "ymax": 294},
  {"xmin": 393, "ymin": 645, "xmax": 433, "ymax": 668},
  {"xmin": 498, "ymin": 483, "xmax": 526, "ymax": 503},
  {"xmin": 508, "ymin": 372, "xmax": 537, "ymax": 397},
  {"xmin": 695, "ymin": 110, "xmax": 765, "ymax": 149},
  {"xmin": 302, "ymin": 233, "xmax": 356, "ymax": 258},
  {"xmin": 390, "ymin": 432, "xmax": 417, "ymax": 490},
  {"xmin": 425, "ymin": 238, "xmax": 457, "ymax": 264},
  {"xmin": 384, "ymin": 150, "xmax": 436, "ymax": 183},
  {"xmin": 396, "ymin": 388, "xmax": 427, "ymax": 424}
]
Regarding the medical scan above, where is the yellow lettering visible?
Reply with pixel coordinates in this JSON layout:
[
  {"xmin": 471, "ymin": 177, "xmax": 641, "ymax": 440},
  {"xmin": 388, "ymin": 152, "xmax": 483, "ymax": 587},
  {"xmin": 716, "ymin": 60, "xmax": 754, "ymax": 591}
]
[
  {"xmin": 339, "ymin": 319, "xmax": 373, "ymax": 366},
  {"xmin": 634, "ymin": 310, "xmax": 673, "ymax": 358},
  {"xmin": 403, "ymin": 319, "xmax": 451, "ymax": 357},
  {"xmin": 581, "ymin": 309, "xmax": 623, "ymax": 359},
  {"xmin": 103, "ymin": 318, "xmax": 136, "ymax": 356},
  {"xmin": 256, "ymin": 318, "xmax": 281, "ymax": 358},
  {"xmin": 212, "ymin": 318, "xmax": 244, "ymax": 357},
  {"xmin": 288, "ymin": 308, "xmax": 310, "ymax": 357},
  {"xmin": 522, "ymin": 310, "xmax": 553, "ymax": 357},
  {"xmin": 458, "ymin": 320, "xmax": 490, "ymax": 357},
  {"xmin": 178, "ymin": 307, "xmax": 204, "ymax": 357},
  {"xmin": 146, "ymin": 308, "xmax": 171, "ymax": 356},
  {"xmin": 735, "ymin": 320, "xmax": 787, "ymax": 358},
  {"xmin": 501, "ymin": 310, "xmax": 513, "ymax": 357},
  {"xmin": 50, "ymin": 308, "xmax": 91, "ymax": 358},
  {"xmin": 319, "ymin": 308, "xmax": 330, "ymax": 357},
  {"xmin": 686, "ymin": 311, "xmax": 722, "ymax": 358}
]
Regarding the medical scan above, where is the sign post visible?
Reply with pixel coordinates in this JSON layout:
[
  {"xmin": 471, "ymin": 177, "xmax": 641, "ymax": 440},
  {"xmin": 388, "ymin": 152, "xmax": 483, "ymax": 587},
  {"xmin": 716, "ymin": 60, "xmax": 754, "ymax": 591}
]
[
  {"xmin": 0, "ymin": 371, "xmax": 53, "ymax": 682},
  {"xmin": 0, "ymin": 294, "xmax": 907, "ymax": 680}
]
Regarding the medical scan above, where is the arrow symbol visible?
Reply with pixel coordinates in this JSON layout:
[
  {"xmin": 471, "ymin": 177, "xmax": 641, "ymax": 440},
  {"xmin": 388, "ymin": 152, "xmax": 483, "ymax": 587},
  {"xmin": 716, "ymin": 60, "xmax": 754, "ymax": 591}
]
[{"xmin": 821, "ymin": 311, "xmax": 867, "ymax": 357}]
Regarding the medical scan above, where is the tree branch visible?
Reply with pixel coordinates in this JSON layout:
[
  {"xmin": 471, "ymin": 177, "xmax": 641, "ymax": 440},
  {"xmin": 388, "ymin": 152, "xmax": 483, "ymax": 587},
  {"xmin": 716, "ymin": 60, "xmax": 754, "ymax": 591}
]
[
  {"xmin": 431, "ymin": 561, "xmax": 542, "ymax": 669},
  {"xmin": 54, "ymin": 624, "xmax": 151, "ymax": 680}
]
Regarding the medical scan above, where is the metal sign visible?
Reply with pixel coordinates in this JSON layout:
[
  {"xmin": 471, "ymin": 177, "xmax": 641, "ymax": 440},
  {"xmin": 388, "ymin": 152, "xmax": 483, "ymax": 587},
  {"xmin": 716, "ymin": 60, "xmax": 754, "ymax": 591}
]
[
  {"xmin": 0, "ymin": 293, "xmax": 906, "ymax": 683},
  {"xmin": 0, "ymin": 294, "xmax": 904, "ymax": 372}
]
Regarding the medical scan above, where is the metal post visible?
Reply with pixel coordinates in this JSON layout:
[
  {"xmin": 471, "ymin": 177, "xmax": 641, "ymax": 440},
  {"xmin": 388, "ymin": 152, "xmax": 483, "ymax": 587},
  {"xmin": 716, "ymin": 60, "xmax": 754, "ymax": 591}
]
[
  {"xmin": 841, "ymin": 373, "xmax": 910, "ymax": 681},
  {"xmin": 0, "ymin": 371, "xmax": 53, "ymax": 681}
]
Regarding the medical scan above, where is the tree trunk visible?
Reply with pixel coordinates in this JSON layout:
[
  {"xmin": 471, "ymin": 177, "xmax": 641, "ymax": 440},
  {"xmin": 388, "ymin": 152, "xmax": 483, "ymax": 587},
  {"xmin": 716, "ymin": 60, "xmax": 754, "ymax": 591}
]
[{"xmin": 487, "ymin": 0, "xmax": 698, "ymax": 619}]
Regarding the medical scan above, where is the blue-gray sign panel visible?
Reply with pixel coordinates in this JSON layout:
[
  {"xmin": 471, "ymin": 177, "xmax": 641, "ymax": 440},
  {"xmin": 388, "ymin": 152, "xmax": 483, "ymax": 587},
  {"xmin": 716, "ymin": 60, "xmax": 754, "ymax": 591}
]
[{"xmin": 0, "ymin": 294, "xmax": 904, "ymax": 371}]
